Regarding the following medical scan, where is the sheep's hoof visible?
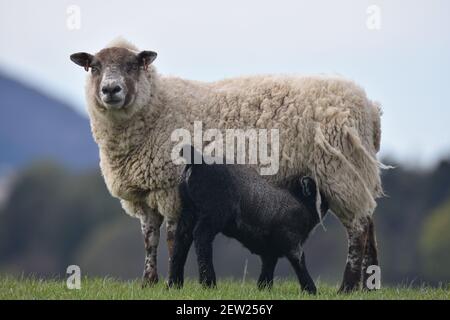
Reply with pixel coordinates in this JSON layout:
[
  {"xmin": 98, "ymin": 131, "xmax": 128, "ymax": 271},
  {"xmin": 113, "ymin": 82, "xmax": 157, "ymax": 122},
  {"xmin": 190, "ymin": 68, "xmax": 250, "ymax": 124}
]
[
  {"xmin": 166, "ymin": 279, "xmax": 183, "ymax": 290},
  {"xmin": 142, "ymin": 274, "xmax": 159, "ymax": 288},
  {"xmin": 362, "ymin": 284, "xmax": 379, "ymax": 292}
]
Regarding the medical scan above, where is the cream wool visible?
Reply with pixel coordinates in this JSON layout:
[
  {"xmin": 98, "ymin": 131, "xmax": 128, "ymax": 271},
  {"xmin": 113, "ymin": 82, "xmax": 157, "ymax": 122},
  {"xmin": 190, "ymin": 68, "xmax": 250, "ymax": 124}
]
[
  {"xmin": 76, "ymin": 38, "xmax": 385, "ymax": 291},
  {"xmin": 87, "ymin": 46, "xmax": 383, "ymax": 228}
]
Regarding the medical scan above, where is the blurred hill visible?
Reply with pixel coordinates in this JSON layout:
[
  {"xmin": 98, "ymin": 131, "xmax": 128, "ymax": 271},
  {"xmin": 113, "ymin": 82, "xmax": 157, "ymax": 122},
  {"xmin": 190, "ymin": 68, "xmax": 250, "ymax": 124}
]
[{"xmin": 0, "ymin": 73, "xmax": 98, "ymax": 171}]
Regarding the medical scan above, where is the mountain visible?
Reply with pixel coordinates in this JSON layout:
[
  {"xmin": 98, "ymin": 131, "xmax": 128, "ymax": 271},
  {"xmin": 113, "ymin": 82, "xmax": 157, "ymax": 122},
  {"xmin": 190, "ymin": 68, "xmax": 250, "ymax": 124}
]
[{"xmin": 0, "ymin": 72, "xmax": 98, "ymax": 170}]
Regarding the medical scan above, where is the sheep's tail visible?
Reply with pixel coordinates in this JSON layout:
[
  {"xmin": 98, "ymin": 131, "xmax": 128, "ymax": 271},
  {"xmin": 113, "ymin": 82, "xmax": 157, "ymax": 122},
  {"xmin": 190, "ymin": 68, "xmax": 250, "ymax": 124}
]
[
  {"xmin": 311, "ymin": 116, "xmax": 389, "ymax": 228},
  {"xmin": 368, "ymin": 101, "xmax": 394, "ymax": 195},
  {"xmin": 370, "ymin": 101, "xmax": 394, "ymax": 168}
]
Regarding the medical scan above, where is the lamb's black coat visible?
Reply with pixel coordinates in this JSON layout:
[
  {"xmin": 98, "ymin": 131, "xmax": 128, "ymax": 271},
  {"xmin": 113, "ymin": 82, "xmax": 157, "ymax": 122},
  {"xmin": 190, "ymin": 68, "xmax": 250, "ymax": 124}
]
[{"xmin": 168, "ymin": 151, "xmax": 328, "ymax": 294}]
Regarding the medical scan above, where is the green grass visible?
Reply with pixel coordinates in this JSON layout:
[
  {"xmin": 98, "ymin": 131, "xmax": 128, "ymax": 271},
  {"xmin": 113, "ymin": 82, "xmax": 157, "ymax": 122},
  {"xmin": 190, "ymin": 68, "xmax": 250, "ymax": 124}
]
[{"xmin": 0, "ymin": 275, "xmax": 449, "ymax": 300}]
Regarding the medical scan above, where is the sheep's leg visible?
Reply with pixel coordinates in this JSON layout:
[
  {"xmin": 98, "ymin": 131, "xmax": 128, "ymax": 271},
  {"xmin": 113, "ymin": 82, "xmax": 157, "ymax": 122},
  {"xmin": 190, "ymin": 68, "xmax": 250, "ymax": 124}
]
[
  {"xmin": 166, "ymin": 218, "xmax": 178, "ymax": 266},
  {"xmin": 167, "ymin": 210, "xmax": 195, "ymax": 288},
  {"xmin": 257, "ymin": 256, "xmax": 278, "ymax": 290},
  {"xmin": 287, "ymin": 250, "xmax": 317, "ymax": 294},
  {"xmin": 193, "ymin": 221, "xmax": 217, "ymax": 288},
  {"xmin": 339, "ymin": 223, "xmax": 368, "ymax": 293},
  {"xmin": 140, "ymin": 212, "xmax": 163, "ymax": 288},
  {"xmin": 362, "ymin": 217, "xmax": 379, "ymax": 290}
]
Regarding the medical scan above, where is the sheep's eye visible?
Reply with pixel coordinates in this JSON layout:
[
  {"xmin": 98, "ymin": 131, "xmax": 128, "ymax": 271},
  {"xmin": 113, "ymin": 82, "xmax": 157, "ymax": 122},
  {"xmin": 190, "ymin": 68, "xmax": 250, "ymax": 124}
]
[
  {"xmin": 91, "ymin": 65, "xmax": 100, "ymax": 73},
  {"xmin": 126, "ymin": 63, "xmax": 138, "ymax": 72}
]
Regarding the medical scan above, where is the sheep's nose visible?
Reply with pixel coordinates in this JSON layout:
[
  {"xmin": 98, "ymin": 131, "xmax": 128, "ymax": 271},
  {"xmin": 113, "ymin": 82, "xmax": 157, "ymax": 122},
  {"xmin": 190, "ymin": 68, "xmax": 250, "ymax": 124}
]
[{"xmin": 101, "ymin": 85, "xmax": 122, "ymax": 95}]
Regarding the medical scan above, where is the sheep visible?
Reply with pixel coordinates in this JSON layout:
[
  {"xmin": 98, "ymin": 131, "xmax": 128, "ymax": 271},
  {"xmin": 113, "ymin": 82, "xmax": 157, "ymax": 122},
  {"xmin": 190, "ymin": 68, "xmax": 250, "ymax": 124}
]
[
  {"xmin": 167, "ymin": 146, "xmax": 329, "ymax": 294},
  {"xmin": 70, "ymin": 37, "xmax": 385, "ymax": 291}
]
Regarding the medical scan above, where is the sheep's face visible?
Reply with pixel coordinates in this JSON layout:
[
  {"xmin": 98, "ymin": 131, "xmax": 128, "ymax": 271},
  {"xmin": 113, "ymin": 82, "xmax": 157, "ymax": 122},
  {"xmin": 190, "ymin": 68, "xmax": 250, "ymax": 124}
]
[{"xmin": 70, "ymin": 47, "xmax": 157, "ymax": 116}]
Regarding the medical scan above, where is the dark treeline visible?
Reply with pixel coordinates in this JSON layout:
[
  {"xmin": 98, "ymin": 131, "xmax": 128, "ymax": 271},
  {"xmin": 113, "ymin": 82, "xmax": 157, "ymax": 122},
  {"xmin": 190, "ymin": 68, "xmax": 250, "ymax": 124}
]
[{"xmin": 0, "ymin": 159, "xmax": 450, "ymax": 285}]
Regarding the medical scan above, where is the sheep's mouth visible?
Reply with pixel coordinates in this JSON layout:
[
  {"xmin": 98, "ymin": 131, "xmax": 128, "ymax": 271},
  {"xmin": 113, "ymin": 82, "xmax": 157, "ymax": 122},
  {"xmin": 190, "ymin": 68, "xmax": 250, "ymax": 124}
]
[{"xmin": 102, "ymin": 97, "xmax": 125, "ymax": 109}]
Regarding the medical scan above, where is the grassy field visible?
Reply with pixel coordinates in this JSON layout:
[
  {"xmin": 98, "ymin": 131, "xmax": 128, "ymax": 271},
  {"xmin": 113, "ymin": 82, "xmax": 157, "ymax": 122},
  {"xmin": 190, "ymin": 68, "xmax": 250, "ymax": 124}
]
[{"xmin": 1, "ymin": 275, "xmax": 449, "ymax": 300}]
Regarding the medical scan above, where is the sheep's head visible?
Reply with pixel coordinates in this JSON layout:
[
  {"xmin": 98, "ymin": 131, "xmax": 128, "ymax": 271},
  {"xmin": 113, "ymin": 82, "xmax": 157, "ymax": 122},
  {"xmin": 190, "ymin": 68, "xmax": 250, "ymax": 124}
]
[{"xmin": 70, "ymin": 47, "xmax": 157, "ymax": 116}]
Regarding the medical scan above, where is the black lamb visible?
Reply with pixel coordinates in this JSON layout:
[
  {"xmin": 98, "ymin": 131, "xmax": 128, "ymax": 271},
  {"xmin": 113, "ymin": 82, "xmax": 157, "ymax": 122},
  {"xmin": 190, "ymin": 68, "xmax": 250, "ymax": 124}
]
[{"xmin": 168, "ymin": 147, "xmax": 329, "ymax": 294}]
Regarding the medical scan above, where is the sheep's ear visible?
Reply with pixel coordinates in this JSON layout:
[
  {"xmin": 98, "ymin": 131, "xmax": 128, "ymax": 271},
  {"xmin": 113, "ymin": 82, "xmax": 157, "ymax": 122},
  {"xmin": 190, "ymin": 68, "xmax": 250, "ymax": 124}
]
[
  {"xmin": 70, "ymin": 52, "xmax": 94, "ymax": 72},
  {"xmin": 137, "ymin": 51, "xmax": 157, "ymax": 70}
]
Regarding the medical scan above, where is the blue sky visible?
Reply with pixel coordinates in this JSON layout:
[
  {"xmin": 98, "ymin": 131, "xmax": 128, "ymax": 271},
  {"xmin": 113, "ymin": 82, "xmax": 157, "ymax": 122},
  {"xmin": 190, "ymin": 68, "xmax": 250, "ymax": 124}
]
[{"xmin": 1, "ymin": 0, "xmax": 449, "ymax": 166}]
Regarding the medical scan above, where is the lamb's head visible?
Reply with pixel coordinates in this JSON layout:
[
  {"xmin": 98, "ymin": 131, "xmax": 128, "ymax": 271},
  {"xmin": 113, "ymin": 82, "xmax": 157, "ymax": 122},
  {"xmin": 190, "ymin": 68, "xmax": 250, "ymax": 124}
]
[{"xmin": 70, "ymin": 47, "xmax": 157, "ymax": 117}]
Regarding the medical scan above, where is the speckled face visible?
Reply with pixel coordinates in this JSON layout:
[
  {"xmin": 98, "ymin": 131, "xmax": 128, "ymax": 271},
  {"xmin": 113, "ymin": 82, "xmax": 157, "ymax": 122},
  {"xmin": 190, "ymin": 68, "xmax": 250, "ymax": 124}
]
[
  {"xmin": 70, "ymin": 47, "xmax": 157, "ymax": 111},
  {"xmin": 91, "ymin": 48, "xmax": 138, "ymax": 109}
]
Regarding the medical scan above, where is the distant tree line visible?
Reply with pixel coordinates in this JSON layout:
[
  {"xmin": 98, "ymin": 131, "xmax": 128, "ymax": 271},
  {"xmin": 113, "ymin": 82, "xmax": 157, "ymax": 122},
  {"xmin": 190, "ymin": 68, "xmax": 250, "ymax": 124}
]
[{"xmin": 0, "ymin": 159, "xmax": 449, "ymax": 285}]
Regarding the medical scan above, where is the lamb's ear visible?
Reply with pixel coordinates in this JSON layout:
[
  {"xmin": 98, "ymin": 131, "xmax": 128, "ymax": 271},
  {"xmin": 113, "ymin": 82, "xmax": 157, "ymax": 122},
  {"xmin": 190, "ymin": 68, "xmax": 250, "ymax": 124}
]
[
  {"xmin": 70, "ymin": 52, "xmax": 94, "ymax": 72},
  {"xmin": 300, "ymin": 177, "xmax": 316, "ymax": 198},
  {"xmin": 137, "ymin": 51, "xmax": 157, "ymax": 70}
]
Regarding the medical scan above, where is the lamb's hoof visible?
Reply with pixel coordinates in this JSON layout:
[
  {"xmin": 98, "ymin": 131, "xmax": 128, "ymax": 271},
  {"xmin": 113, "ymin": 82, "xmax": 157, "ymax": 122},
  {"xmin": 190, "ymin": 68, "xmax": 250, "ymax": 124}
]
[
  {"xmin": 302, "ymin": 284, "xmax": 317, "ymax": 295},
  {"xmin": 142, "ymin": 274, "xmax": 159, "ymax": 288},
  {"xmin": 307, "ymin": 287, "xmax": 317, "ymax": 295},
  {"xmin": 200, "ymin": 280, "xmax": 217, "ymax": 289},
  {"xmin": 337, "ymin": 283, "xmax": 359, "ymax": 294},
  {"xmin": 257, "ymin": 281, "xmax": 273, "ymax": 291}
]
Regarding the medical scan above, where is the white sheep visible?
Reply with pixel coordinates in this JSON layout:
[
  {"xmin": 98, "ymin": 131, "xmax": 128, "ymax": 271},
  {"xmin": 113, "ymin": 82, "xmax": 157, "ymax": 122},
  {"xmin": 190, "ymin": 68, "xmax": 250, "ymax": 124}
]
[{"xmin": 70, "ymin": 38, "xmax": 386, "ymax": 291}]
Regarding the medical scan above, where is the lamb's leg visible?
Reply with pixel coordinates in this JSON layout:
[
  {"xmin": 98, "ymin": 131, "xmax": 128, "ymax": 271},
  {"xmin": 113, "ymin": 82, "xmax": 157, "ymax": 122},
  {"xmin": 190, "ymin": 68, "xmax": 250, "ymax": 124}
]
[
  {"xmin": 193, "ymin": 221, "xmax": 217, "ymax": 288},
  {"xmin": 338, "ymin": 222, "xmax": 368, "ymax": 293},
  {"xmin": 167, "ymin": 210, "xmax": 195, "ymax": 288},
  {"xmin": 257, "ymin": 256, "xmax": 278, "ymax": 290},
  {"xmin": 287, "ymin": 250, "xmax": 317, "ymax": 294},
  {"xmin": 140, "ymin": 212, "xmax": 163, "ymax": 288},
  {"xmin": 362, "ymin": 217, "xmax": 380, "ymax": 290}
]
